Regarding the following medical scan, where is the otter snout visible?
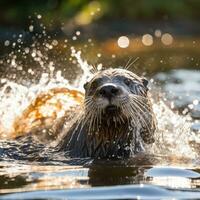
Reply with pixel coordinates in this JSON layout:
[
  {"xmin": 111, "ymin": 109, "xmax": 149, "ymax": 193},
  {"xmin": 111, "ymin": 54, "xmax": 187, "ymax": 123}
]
[{"xmin": 98, "ymin": 83, "xmax": 121, "ymax": 100}]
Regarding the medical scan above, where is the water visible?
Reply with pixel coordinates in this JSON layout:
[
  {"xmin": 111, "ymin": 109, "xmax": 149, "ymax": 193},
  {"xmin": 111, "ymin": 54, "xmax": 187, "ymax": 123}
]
[{"xmin": 0, "ymin": 27, "xmax": 200, "ymax": 199}]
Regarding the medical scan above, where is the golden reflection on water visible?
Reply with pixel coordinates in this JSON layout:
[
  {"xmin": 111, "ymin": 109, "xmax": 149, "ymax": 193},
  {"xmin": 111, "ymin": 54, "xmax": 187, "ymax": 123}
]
[{"xmin": 0, "ymin": 162, "xmax": 89, "ymax": 194}]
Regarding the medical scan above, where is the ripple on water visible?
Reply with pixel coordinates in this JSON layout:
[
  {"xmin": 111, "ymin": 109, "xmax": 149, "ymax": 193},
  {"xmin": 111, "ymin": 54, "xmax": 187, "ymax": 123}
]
[
  {"xmin": 2, "ymin": 184, "xmax": 200, "ymax": 200},
  {"xmin": 145, "ymin": 166, "xmax": 200, "ymax": 189}
]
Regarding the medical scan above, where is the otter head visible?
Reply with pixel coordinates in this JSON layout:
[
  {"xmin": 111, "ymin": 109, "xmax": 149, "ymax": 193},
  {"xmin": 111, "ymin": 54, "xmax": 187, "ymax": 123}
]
[
  {"xmin": 84, "ymin": 68, "xmax": 149, "ymax": 120},
  {"xmin": 60, "ymin": 68, "xmax": 155, "ymax": 158}
]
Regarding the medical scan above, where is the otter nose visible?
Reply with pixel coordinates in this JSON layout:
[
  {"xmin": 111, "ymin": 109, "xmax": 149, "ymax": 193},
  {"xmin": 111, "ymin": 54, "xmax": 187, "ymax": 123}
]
[{"xmin": 99, "ymin": 84, "xmax": 120, "ymax": 99}]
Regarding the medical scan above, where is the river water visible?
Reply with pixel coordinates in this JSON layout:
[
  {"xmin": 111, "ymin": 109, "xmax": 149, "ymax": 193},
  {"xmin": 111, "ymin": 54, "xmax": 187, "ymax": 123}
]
[{"xmin": 0, "ymin": 29, "xmax": 200, "ymax": 199}]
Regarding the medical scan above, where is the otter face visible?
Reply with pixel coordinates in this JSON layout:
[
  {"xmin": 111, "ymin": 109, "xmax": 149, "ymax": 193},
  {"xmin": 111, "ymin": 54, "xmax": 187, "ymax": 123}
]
[
  {"xmin": 58, "ymin": 68, "xmax": 155, "ymax": 158},
  {"xmin": 82, "ymin": 68, "xmax": 155, "ymax": 147},
  {"xmin": 84, "ymin": 68, "xmax": 149, "ymax": 116}
]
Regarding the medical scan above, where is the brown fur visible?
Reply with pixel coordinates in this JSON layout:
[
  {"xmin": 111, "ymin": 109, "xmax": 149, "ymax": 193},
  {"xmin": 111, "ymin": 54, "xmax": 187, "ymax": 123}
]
[{"xmin": 58, "ymin": 68, "xmax": 156, "ymax": 158}]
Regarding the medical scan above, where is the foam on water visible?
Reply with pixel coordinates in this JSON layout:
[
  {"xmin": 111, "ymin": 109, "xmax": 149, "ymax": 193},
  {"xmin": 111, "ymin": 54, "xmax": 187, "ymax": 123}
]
[
  {"xmin": 0, "ymin": 34, "xmax": 199, "ymax": 159},
  {"xmin": 151, "ymin": 99, "xmax": 198, "ymax": 157}
]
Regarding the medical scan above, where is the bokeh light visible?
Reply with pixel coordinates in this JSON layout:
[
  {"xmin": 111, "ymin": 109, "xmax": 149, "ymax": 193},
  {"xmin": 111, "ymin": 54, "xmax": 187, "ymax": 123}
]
[
  {"xmin": 161, "ymin": 33, "xmax": 173, "ymax": 45},
  {"xmin": 142, "ymin": 34, "xmax": 153, "ymax": 46},
  {"xmin": 117, "ymin": 36, "xmax": 130, "ymax": 48},
  {"xmin": 155, "ymin": 29, "xmax": 162, "ymax": 37}
]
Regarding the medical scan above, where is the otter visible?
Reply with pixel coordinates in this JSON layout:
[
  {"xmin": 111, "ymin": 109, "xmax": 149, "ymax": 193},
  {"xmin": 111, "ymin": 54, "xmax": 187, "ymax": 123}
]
[{"xmin": 57, "ymin": 68, "xmax": 156, "ymax": 158}]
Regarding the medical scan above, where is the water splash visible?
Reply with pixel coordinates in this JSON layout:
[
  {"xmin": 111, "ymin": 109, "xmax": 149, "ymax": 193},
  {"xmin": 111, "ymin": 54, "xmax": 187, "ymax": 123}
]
[
  {"xmin": 70, "ymin": 48, "xmax": 93, "ymax": 91},
  {"xmin": 150, "ymin": 99, "xmax": 198, "ymax": 158},
  {"xmin": 0, "ymin": 46, "xmax": 93, "ymax": 137},
  {"xmin": 0, "ymin": 31, "xmax": 199, "ymax": 159}
]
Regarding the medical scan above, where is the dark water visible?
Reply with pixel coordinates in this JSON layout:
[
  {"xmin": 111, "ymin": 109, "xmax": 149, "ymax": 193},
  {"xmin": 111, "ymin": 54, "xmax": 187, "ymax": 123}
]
[{"xmin": 0, "ymin": 36, "xmax": 200, "ymax": 199}]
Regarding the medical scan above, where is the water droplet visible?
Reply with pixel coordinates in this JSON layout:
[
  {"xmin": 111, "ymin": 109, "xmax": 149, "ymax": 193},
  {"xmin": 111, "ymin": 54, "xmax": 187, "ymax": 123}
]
[
  {"xmin": 97, "ymin": 64, "xmax": 103, "ymax": 70},
  {"xmin": 12, "ymin": 42, "xmax": 16, "ymax": 48},
  {"xmin": 4, "ymin": 40, "xmax": 10, "ymax": 46},
  {"xmin": 188, "ymin": 104, "xmax": 194, "ymax": 109},
  {"xmin": 193, "ymin": 99, "xmax": 199, "ymax": 105},
  {"xmin": 37, "ymin": 14, "xmax": 42, "ymax": 19},
  {"xmin": 24, "ymin": 47, "xmax": 30, "ymax": 54},
  {"xmin": 52, "ymin": 40, "xmax": 58, "ymax": 46},
  {"xmin": 29, "ymin": 25, "xmax": 34, "ymax": 32},
  {"xmin": 170, "ymin": 102, "xmax": 174, "ymax": 109},
  {"xmin": 76, "ymin": 31, "xmax": 81, "ymax": 36},
  {"xmin": 31, "ymin": 52, "xmax": 36, "ymax": 57}
]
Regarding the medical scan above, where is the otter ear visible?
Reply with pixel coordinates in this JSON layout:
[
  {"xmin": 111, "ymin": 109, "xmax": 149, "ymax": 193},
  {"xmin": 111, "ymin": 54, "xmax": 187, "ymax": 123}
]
[
  {"xmin": 141, "ymin": 78, "xmax": 148, "ymax": 88},
  {"xmin": 83, "ymin": 82, "xmax": 89, "ymax": 90}
]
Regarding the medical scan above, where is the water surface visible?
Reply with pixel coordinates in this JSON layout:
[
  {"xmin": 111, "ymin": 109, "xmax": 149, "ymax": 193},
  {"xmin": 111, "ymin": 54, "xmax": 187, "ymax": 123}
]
[{"xmin": 0, "ymin": 33, "xmax": 200, "ymax": 199}]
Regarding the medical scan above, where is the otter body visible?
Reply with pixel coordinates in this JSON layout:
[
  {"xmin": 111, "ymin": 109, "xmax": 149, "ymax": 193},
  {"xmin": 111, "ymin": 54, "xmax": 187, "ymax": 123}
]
[{"xmin": 58, "ymin": 68, "xmax": 156, "ymax": 158}]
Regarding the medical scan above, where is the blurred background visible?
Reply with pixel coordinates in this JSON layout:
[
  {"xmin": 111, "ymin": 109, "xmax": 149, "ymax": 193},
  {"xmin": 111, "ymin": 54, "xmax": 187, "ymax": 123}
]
[
  {"xmin": 1, "ymin": 0, "xmax": 200, "ymax": 36},
  {"xmin": 0, "ymin": 0, "xmax": 200, "ymax": 77}
]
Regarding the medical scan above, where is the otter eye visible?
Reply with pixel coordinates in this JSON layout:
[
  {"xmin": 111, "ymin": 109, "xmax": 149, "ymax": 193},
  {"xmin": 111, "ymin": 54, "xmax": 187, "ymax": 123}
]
[
  {"xmin": 124, "ymin": 78, "xmax": 132, "ymax": 86},
  {"xmin": 90, "ymin": 80, "xmax": 99, "ymax": 89},
  {"xmin": 141, "ymin": 78, "xmax": 148, "ymax": 87},
  {"xmin": 90, "ymin": 78, "xmax": 104, "ymax": 89},
  {"xmin": 83, "ymin": 82, "xmax": 89, "ymax": 90}
]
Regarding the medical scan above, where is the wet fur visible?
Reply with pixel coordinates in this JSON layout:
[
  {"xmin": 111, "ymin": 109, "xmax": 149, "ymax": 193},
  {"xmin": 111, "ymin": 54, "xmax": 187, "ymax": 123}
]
[{"xmin": 58, "ymin": 68, "xmax": 156, "ymax": 158}]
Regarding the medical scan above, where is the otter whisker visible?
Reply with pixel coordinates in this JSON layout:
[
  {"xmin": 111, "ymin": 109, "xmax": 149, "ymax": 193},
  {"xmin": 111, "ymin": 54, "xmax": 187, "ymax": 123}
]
[
  {"xmin": 85, "ymin": 105, "xmax": 97, "ymax": 135},
  {"xmin": 121, "ymin": 103, "xmax": 138, "ymax": 131},
  {"xmin": 121, "ymin": 102, "xmax": 130, "ymax": 117},
  {"xmin": 130, "ymin": 93, "xmax": 148, "ymax": 100},
  {"xmin": 124, "ymin": 57, "xmax": 133, "ymax": 69},
  {"xmin": 99, "ymin": 107, "xmax": 102, "ymax": 126},
  {"xmin": 82, "ymin": 105, "xmax": 95, "ymax": 126},
  {"xmin": 66, "ymin": 111, "xmax": 85, "ymax": 144},
  {"xmin": 89, "ymin": 107, "xmax": 99, "ymax": 134},
  {"xmin": 130, "ymin": 95, "xmax": 151, "ymax": 111},
  {"xmin": 76, "ymin": 118, "xmax": 86, "ymax": 141},
  {"xmin": 90, "ymin": 64, "xmax": 99, "ymax": 74},
  {"xmin": 130, "ymin": 99, "xmax": 150, "ymax": 115},
  {"xmin": 129, "ymin": 99, "xmax": 149, "ymax": 118},
  {"xmin": 93, "ymin": 108, "xmax": 99, "ymax": 132},
  {"xmin": 125, "ymin": 104, "xmax": 138, "ymax": 126},
  {"xmin": 129, "ymin": 101, "xmax": 152, "ymax": 135},
  {"xmin": 125, "ymin": 57, "xmax": 139, "ymax": 70},
  {"xmin": 122, "ymin": 101, "xmax": 135, "ymax": 121},
  {"xmin": 95, "ymin": 108, "xmax": 99, "ymax": 132},
  {"xmin": 121, "ymin": 102, "xmax": 132, "ymax": 119},
  {"xmin": 93, "ymin": 106, "xmax": 100, "ymax": 131},
  {"xmin": 84, "ymin": 99, "xmax": 94, "ymax": 105},
  {"xmin": 130, "ymin": 97, "xmax": 154, "ymax": 118}
]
